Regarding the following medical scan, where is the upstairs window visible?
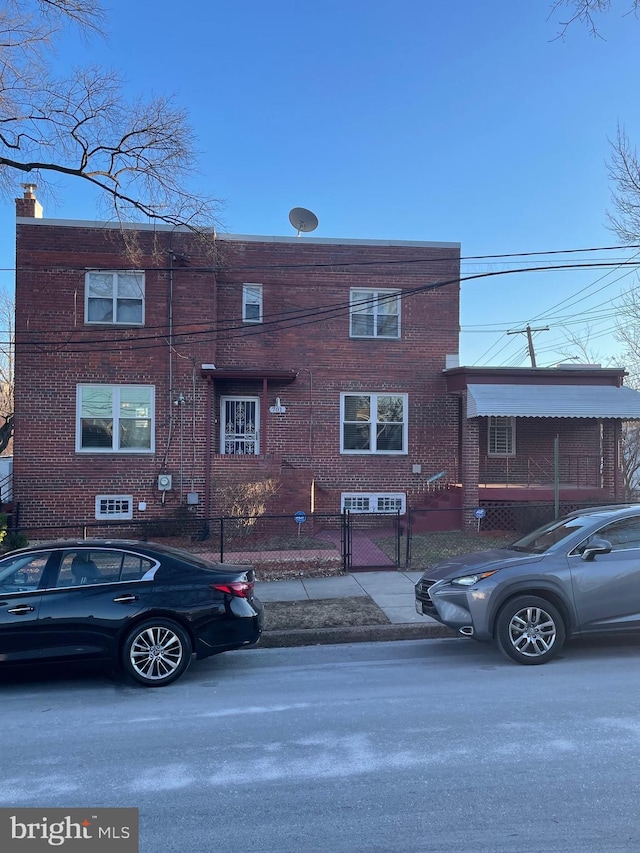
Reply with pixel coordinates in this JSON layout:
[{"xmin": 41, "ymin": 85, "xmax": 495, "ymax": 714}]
[
  {"xmin": 243, "ymin": 283, "xmax": 263, "ymax": 323},
  {"xmin": 350, "ymin": 289, "xmax": 400, "ymax": 339},
  {"xmin": 488, "ymin": 416, "xmax": 515, "ymax": 456},
  {"xmin": 77, "ymin": 385, "xmax": 154, "ymax": 453},
  {"xmin": 86, "ymin": 271, "xmax": 145, "ymax": 325},
  {"xmin": 341, "ymin": 393, "xmax": 407, "ymax": 454}
]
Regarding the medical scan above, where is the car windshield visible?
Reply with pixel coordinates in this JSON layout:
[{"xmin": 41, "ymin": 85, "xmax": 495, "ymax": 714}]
[{"xmin": 509, "ymin": 515, "xmax": 596, "ymax": 554}]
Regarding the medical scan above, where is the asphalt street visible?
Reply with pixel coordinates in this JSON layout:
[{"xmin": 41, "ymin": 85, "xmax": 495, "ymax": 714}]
[{"xmin": 3, "ymin": 636, "xmax": 640, "ymax": 852}]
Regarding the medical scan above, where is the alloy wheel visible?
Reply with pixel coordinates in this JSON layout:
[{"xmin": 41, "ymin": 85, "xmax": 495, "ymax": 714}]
[{"xmin": 507, "ymin": 605, "xmax": 556, "ymax": 657}]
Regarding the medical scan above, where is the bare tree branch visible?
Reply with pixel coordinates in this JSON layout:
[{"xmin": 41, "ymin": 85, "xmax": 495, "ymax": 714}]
[
  {"xmin": 0, "ymin": 1, "xmax": 222, "ymax": 231},
  {"xmin": 549, "ymin": 0, "xmax": 640, "ymax": 37},
  {"xmin": 607, "ymin": 125, "xmax": 640, "ymax": 244}
]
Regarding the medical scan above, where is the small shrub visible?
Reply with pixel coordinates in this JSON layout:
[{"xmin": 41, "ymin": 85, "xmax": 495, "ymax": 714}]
[
  {"xmin": 216, "ymin": 478, "xmax": 281, "ymax": 533},
  {"xmin": 2, "ymin": 531, "xmax": 29, "ymax": 551}
]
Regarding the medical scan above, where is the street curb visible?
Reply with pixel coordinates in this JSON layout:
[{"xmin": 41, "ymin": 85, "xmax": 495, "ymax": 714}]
[{"xmin": 255, "ymin": 622, "xmax": 458, "ymax": 649}]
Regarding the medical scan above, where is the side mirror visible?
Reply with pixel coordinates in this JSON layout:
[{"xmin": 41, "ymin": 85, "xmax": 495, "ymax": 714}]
[{"xmin": 581, "ymin": 538, "xmax": 613, "ymax": 561}]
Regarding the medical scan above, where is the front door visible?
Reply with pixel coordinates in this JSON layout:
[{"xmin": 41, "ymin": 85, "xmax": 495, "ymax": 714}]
[{"xmin": 220, "ymin": 397, "xmax": 260, "ymax": 455}]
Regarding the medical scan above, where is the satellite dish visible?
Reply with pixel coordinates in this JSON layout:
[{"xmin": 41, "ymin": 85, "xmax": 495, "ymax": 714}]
[{"xmin": 289, "ymin": 207, "xmax": 318, "ymax": 236}]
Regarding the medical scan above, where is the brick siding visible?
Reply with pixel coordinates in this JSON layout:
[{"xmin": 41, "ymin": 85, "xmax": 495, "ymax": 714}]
[{"xmin": 14, "ymin": 221, "xmax": 461, "ymax": 528}]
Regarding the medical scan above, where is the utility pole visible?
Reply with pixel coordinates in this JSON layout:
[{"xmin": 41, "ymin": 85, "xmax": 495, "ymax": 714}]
[{"xmin": 506, "ymin": 324, "xmax": 549, "ymax": 368}]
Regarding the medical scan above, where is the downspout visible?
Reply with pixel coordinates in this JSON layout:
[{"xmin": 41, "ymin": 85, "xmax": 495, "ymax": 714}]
[
  {"xmin": 457, "ymin": 395, "xmax": 463, "ymax": 483},
  {"xmin": 168, "ymin": 251, "xmax": 174, "ymax": 406},
  {"xmin": 261, "ymin": 377, "xmax": 268, "ymax": 454},
  {"xmin": 205, "ymin": 376, "xmax": 213, "ymax": 518},
  {"xmin": 614, "ymin": 419, "xmax": 622, "ymax": 499}
]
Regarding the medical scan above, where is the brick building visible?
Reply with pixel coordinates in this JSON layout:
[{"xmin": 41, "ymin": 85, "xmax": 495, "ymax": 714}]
[
  {"xmin": 13, "ymin": 189, "xmax": 461, "ymax": 530},
  {"xmin": 14, "ymin": 188, "xmax": 640, "ymax": 536}
]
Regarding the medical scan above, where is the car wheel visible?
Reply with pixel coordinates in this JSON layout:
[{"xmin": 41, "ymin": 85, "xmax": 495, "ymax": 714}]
[
  {"xmin": 496, "ymin": 595, "xmax": 565, "ymax": 665},
  {"xmin": 122, "ymin": 619, "xmax": 192, "ymax": 687}
]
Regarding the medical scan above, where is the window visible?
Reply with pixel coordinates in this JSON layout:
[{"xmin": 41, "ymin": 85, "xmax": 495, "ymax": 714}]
[
  {"xmin": 77, "ymin": 385, "xmax": 154, "ymax": 453},
  {"xmin": 221, "ymin": 397, "xmax": 260, "ymax": 454},
  {"xmin": 341, "ymin": 393, "xmax": 407, "ymax": 454},
  {"xmin": 0, "ymin": 552, "xmax": 52, "ymax": 592},
  {"xmin": 341, "ymin": 493, "xmax": 406, "ymax": 514},
  {"xmin": 350, "ymin": 289, "xmax": 400, "ymax": 339},
  {"xmin": 588, "ymin": 517, "xmax": 640, "ymax": 552},
  {"xmin": 85, "ymin": 271, "xmax": 144, "ymax": 325},
  {"xmin": 488, "ymin": 416, "xmax": 515, "ymax": 456},
  {"xmin": 54, "ymin": 550, "xmax": 157, "ymax": 587},
  {"xmin": 243, "ymin": 283, "xmax": 263, "ymax": 323},
  {"xmin": 95, "ymin": 495, "xmax": 133, "ymax": 520}
]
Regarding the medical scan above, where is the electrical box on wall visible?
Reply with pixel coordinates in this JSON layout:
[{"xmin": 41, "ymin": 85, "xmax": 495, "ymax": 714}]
[{"xmin": 158, "ymin": 474, "xmax": 172, "ymax": 491}]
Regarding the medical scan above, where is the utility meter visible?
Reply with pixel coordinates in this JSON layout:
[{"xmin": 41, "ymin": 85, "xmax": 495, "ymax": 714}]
[{"xmin": 158, "ymin": 474, "xmax": 172, "ymax": 491}]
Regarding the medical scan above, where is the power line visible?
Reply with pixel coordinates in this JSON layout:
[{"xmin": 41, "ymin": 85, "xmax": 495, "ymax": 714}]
[{"xmin": 14, "ymin": 259, "xmax": 640, "ymax": 355}]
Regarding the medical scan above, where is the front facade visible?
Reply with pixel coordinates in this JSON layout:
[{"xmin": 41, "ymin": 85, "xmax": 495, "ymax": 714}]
[{"xmin": 13, "ymin": 191, "xmax": 461, "ymax": 531}]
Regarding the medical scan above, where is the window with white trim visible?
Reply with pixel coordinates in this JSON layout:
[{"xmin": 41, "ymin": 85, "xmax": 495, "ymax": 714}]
[
  {"xmin": 341, "ymin": 392, "xmax": 407, "ymax": 454},
  {"xmin": 350, "ymin": 288, "xmax": 400, "ymax": 338},
  {"xmin": 85, "ymin": 271, "xmax": 145, "ymax": 325},
  {"xmin": 242, "ymin": 283, "xmax": 263, "ymax": 323},
  {"xmin": 488, "ymin": 416, "xmax": 515, "ymax": 456},
  {"xmin": 95, "ymin": 495, "xmax": 133, "ymax": 520},
  {"xmin": 341, "ymin": 493, "xmax": 406, "ymax": 514},
  {"xmin": 77, "ymin": 385, "xmax": 155, "ymax": 453}
]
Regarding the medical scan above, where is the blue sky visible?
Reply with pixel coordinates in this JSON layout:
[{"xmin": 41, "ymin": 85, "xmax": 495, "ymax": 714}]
[{"xmin": 3, "ymin": 0, "xmax": 640, "ymax": 368}]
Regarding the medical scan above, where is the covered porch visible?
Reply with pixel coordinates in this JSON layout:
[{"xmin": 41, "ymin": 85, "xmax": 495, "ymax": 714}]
[{"xmin": 444, "ymin": 364, "xmax": 640, "ymax": 514}]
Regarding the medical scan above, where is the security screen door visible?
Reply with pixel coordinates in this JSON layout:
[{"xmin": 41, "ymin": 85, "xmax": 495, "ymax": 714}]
[{"xmin": 221, "ymin": 397, "xmax": 260, "ymax": 454}]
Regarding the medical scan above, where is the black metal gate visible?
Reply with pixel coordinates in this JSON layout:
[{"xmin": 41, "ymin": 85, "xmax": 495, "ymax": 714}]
[{"xmin": 341, "ymin": 510, "xmax": 402, "ymax": 571}]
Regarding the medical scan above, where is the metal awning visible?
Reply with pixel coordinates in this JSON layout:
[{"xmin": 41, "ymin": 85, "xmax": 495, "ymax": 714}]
[{"xmin": 466, "ymin": 384, "xmax": 640, "ymax": 419}]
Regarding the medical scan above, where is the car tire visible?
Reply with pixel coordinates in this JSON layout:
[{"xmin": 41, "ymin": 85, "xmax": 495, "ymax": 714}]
[
  {"xmin": 122, "ymin": 619, "xmax": 192, "ymax": 687},
  {"xmin": 496, "ymin": 595, "xmax": 565, "ymax": 666}
]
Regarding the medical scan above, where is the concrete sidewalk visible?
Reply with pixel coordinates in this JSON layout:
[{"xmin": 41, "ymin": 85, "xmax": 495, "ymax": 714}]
[{"xmin": 255, "ymin": 571, "xmax": 456, "ymax": 648}]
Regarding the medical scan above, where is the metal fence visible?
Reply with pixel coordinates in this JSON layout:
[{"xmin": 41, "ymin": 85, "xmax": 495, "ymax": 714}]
[
  {"xmin": 404, "ymin": 500, "xmax": 631, "ymax": 570},
  {"xmin": 2, "ymin": 499, "xmax": 631, "ymax": 573},
  {"xmin": 1, "ymin": 511, "xmax": 402, "ymax": 574}
]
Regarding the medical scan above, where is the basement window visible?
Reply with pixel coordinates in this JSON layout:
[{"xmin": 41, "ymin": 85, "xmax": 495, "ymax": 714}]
[
  {"xmin": 95, "ymin": 495, "xmax": 133, "ymax": 520},
  {"xmin": 341, "ymin": 493, "xmax": 406, "ymax": 514}
]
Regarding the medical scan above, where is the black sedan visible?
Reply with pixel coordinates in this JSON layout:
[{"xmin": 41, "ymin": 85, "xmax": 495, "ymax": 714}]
[{"xmin": 0, "ymin": 539, "xmax": 264, "ymax": 686}]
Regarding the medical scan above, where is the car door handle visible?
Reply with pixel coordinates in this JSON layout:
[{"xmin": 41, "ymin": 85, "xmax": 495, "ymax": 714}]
[
  {"xmin": 6, "ymin": 605, "xmax": 36, "ymax": 614},
  {"xmin": 113, "ymin": 594, "xmax": 139, "ymax": 603}
]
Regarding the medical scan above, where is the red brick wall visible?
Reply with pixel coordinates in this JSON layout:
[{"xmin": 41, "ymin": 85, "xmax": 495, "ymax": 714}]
[
  {"xmin": 14, "ymin": 222, "xmax": 460, "ymax": 528},
  {"xmin": 212, "ymin": 239, "xmax": 460, "ymax": 514}
]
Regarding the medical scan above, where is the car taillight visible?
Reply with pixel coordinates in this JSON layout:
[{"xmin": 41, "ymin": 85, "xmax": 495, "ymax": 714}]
[{"xmin": 211, "ymin": 581, "xmax": 254, "ymax": 598}]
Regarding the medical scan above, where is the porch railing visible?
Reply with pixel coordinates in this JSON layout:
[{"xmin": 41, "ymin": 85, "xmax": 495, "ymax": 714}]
[{"xmin": 479, "ymin": 454, "xmax": 601, "ymax": 488}]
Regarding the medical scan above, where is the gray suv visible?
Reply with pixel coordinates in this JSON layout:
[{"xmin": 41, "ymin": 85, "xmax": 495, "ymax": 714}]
[{"xmin": 415, "ymin": 505, "xmax": 640, "ymax": 665}]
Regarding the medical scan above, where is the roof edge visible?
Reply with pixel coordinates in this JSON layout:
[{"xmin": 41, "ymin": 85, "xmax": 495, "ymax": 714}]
[{"xmin": 16, "ymin": 217, "xmax": 460, "ymax": 249}]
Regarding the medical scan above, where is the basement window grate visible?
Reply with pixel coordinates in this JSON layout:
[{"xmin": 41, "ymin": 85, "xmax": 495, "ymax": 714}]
[{"xmin": 95, "ymin": 495, "xmax": 133, "ymax": 521}]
